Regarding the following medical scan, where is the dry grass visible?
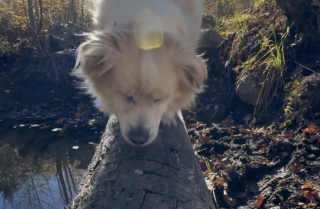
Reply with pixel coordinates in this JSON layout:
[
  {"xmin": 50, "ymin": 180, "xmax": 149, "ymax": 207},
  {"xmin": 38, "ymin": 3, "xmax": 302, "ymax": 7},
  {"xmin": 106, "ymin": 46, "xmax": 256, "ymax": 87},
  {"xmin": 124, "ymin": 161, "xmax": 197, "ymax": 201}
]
[{"xmin": 236, "ymin": 30, "xmax": 287, "ymax": 117}]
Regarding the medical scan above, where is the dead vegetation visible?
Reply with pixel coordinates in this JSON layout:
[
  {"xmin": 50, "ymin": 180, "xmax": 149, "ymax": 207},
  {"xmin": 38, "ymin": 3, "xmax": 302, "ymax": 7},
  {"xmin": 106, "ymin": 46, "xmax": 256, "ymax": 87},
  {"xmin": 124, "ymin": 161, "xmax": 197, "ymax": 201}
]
[
  {"xmin": 205, "ymin": 0, "xmax": 320, "ymax": 125},
  {"xmin": 0, "ymin": 0, "xmax": 92, "ymax": 63}
]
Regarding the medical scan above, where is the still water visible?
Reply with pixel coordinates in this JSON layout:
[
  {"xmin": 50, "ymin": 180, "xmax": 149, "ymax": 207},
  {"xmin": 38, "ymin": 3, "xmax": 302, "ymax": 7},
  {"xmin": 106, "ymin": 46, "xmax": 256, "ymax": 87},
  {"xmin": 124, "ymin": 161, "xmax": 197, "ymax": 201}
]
[{"xmin": 0, "ymin": 124, "xmax": 103, "ymax": 209}]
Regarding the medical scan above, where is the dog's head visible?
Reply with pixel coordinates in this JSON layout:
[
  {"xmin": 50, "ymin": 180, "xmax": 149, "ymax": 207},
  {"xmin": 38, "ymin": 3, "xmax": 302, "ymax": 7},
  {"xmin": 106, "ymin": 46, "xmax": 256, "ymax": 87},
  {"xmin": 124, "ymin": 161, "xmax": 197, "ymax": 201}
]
[{"xmin": 75, "ymin": 31, "xmax": 207, "ymax": 146}]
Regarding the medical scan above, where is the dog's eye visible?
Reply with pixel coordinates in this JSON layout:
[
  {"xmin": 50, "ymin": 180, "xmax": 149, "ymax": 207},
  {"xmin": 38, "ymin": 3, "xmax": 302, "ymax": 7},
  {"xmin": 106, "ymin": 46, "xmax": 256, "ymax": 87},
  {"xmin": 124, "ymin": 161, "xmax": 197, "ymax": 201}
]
[
  {"xmin": 126, "ymin": 96, "xmax": 134, "ymax": 103},
  {"xmin": 153, "ymin": 99, "xmax": 162, "ymax": 103}
]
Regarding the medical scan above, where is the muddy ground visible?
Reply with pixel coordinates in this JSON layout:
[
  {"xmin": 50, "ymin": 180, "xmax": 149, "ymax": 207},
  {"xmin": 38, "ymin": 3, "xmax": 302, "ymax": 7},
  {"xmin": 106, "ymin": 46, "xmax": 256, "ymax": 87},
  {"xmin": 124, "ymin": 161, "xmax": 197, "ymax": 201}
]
[{"xmin": 1, "ymin": 1, "xmax": 320, "ymax": 208}]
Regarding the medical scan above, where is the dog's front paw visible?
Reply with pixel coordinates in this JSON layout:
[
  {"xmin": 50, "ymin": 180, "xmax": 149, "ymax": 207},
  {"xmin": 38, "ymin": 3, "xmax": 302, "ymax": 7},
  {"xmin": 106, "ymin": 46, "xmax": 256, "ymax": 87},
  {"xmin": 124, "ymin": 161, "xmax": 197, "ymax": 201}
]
[{"xmin": 161, "ymin": 111, "xmax": 177, "ymax": 127}]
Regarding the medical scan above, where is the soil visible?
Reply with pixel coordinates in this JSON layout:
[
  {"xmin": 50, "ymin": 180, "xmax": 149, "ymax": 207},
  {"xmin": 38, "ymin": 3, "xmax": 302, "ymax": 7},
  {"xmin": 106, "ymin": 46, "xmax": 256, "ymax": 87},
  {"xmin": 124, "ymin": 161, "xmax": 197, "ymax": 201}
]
[
  {"xmin": 1, "ymin": 1, "xmax": 320, "ymax": 209},
  {"xmin": 184, "ymin": 1, "xmax": 320, "ymax": 208}
]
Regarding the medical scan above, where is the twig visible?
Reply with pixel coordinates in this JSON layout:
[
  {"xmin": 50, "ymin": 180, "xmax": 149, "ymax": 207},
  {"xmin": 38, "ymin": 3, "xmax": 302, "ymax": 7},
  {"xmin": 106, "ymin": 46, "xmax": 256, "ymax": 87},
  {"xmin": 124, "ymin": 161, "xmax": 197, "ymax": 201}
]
[{"xmin": 294, "ymin": 61, "xmax": 318, "ymax": 74}]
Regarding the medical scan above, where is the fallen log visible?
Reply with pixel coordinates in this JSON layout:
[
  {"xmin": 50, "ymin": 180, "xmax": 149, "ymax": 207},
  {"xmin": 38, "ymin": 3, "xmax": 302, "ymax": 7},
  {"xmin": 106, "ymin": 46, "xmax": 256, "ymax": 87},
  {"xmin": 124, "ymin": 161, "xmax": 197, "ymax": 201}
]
[{"xmin": 68, "ymin": 112, "xmax": 216, "ymax": 209}]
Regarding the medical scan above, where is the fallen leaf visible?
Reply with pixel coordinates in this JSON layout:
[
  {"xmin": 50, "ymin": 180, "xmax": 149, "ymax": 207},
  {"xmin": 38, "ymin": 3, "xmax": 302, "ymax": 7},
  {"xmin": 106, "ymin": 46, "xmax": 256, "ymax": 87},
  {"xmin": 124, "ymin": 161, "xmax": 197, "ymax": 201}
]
[
  {"xmin": 291, "ymin": 165, "xmax": 303, "ymax": 174},
  {"xmin": 283, "ymin": 133, "xmax": 293, "ymax": 138},
  {"xmin": 199, "ymin": 159, "xmax": 205, "ymax": 164},
  {"xmin": 215, "ymin": 178, "xmax": 224, "ymax": 186},
  {"xmin": 253, "ymin": 195, "xmax": 264, "ymax": 208},
  {"xmin": 199, "ymin": 133, "xmax": 210, "ymax": 144},
  {"xmin": 304, "ymin": 189, "xmax": 318, "ymax": 200},
  {"xmin": 293, "ymin": 179, "xmax": 300, "ymax": 185},
  {"xmin": 303, "ymin": 125, "xmax": 317, "ymax": 134},
  {"xmin": 302, "ymin": 181, "xmax": 313, "ymax": 189},
  {"xmin": 190, "ymin": 135, "xmax": 196, "ymax": 143},
  {"xmin": 273, "ymin": 137, "xmax": 280, "ymax": 143},
  {"xmin": 205, "ymin": 104, "xmax": 211, "ymax": 110},
  {"xmin": 297, "ymin": 202, "xmax": 305, "ymax": 206},
  {"xmin": 260, "ymin": 146, "xmax": 266, "ymax": 153}
]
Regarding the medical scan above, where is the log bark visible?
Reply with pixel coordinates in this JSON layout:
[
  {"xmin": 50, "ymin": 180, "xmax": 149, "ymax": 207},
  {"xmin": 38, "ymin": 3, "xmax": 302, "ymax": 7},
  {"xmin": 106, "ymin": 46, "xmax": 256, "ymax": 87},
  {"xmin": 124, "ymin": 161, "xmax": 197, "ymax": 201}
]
[{"xmin": 68, "ymin": 113, "xmax": 216, "ymax": 209}]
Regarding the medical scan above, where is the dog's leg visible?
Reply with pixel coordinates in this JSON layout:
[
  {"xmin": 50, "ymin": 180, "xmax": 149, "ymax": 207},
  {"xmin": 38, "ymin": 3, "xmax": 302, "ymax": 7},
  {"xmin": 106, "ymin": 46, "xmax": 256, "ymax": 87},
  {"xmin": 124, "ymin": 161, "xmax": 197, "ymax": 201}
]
[{"xmin": 161, "ymin": 109, "xmax": 178, "ymax": 127}]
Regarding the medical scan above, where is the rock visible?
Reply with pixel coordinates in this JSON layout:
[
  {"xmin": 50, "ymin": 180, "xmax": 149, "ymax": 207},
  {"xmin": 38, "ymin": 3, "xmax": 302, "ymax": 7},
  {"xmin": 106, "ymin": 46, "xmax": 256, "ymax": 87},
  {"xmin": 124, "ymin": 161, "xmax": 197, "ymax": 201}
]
[
  {"xmin": 201, "ymin": 14, "xmax": 216, "ymax": 29},
  {"xmin": 236, "ymin": 74, "xmax": 260, "ymax": 106},
  {"xmin": 198, "ymin": 29, "xmax": 224, "ymax": 58}
]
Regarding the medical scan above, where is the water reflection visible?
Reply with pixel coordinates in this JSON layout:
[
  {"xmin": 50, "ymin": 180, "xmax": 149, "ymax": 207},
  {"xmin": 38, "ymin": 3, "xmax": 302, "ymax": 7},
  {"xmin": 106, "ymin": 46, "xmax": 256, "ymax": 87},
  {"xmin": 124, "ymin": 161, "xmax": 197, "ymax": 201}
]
[{"xmin": 0, "ymin": 125, "xmax": 103, "ymax": 209}]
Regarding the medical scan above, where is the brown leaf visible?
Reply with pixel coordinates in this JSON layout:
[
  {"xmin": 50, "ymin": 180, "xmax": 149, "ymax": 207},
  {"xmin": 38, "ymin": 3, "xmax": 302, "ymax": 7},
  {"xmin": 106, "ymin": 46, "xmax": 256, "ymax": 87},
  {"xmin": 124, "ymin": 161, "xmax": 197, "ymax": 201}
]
[
  {"xmin": 205, "ymin": 104, "xmax": 211, "ymax": 110},
  {"xmin": 304, "ymin": 189, "xmax": 318, "ymax": 200},
  {"xmin": 260, "ymin": 146, "xmax": 266, "ymax": 153},
  {"xmin": 293, "ymin": 179, "xmax": 300, "ymax": 185},
  {"xmin": 303, "ymin": 125, "xmax": 317, "ymax": 134},
  {"xmin": 215, "ymin": 178, "xmax": 224, "ymax": 186},
  {"xmin": 283, "ymin": 133, "xmax": 293, "ymax": 138},
  {"xmin": 291, "ymin": 165, "xmax": 303, "ymax": 174},
  {"xmin": 189, "ymin": 135, "xmax": 196, "ymax": 143},
  {"xmin": 231, "ymin": 131, "xmax": 234, "ymax": 138},
  {"xmin": 199, "ymin": 133, "xmax": 210, "ymax": 144},
  {"xmin": 297, "ymin": 202, "xmax": 305, "ymax": 206},
  {"xmin": 302, "ymin": 181, "xmax": 313, "ymax": 189},
  {"xmin": 253, "ymin": 195, "xmax": 264, "ymax": 208},
  {"xmin": 199, "ymin": 159, "xmax": 205, "ymax": 164}
]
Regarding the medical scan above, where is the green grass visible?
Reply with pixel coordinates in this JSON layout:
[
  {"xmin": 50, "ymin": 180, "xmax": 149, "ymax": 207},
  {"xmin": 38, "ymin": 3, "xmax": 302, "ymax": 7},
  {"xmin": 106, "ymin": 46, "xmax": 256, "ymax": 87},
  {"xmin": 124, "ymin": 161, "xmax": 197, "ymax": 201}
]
[{"xmin": 236, "ymin": 30, "xmax": 287, "ymax": 117}]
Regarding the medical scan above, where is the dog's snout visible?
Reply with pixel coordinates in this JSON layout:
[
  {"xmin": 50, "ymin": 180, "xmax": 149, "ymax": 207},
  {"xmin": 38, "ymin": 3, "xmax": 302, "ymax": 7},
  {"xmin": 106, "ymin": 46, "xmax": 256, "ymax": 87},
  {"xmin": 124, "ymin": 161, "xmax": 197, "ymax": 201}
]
[{"xmin": 128, "ymin": 126, "xmax": 150, "ymax": 145}]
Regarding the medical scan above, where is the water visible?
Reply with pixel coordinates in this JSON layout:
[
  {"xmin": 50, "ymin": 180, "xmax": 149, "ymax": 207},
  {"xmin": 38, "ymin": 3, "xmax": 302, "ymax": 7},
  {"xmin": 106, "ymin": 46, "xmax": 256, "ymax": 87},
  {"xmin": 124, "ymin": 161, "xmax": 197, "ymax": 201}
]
[{"xmin": 0, "ymin": 124, "xmax": 103, "ymax": 209}]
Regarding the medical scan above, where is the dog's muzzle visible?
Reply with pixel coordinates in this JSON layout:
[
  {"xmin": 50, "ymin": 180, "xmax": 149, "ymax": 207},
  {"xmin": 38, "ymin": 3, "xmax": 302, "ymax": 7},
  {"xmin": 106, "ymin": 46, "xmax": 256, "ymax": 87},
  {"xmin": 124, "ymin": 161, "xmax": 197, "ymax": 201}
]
[{"xmin": 128, "ymin": 126, "xmax": 150, "ymax": 145}]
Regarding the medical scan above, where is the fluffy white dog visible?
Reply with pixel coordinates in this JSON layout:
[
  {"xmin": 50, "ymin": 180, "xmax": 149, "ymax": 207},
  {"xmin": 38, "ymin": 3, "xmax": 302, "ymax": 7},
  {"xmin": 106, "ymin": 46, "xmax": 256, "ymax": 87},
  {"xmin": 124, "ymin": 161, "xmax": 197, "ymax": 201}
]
[{"xmin": 74, "ymin": 0, "xmax": 207, "ymax": 146}]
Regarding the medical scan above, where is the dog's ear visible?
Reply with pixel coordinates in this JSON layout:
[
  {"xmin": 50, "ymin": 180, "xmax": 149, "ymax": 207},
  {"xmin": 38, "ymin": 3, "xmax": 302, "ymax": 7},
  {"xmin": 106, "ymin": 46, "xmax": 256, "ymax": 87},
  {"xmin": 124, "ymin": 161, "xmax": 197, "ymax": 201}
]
[
  {"xmin": 177, "ymin": 52, "xmax": 208, "ymax": 90},
  {"xmin": 75, "ymin": 33, "xmax": 121, "ymax": 77}
]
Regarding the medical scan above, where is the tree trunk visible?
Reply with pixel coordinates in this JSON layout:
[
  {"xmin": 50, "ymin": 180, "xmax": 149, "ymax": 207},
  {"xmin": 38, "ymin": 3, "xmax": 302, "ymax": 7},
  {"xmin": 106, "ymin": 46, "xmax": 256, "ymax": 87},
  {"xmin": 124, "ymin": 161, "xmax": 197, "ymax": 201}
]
[
  {"xmin": 68, "ymin": 113, "xmax": 216, "ymax": 209},
  {"xmin": 27, "ymin": 0, "xmax": 44, "ymax": 64},
  {"xmin": 38, "ymin": 0, "xmax": 43, "ymax": 33}
]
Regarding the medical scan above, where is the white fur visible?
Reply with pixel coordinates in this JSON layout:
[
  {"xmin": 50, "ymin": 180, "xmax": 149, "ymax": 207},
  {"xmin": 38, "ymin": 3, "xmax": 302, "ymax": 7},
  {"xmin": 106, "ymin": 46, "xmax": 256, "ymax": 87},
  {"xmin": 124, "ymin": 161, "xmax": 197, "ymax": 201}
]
[{"xmin": 75, "ymin": 0, "xmax": 207, "ymax": 146}]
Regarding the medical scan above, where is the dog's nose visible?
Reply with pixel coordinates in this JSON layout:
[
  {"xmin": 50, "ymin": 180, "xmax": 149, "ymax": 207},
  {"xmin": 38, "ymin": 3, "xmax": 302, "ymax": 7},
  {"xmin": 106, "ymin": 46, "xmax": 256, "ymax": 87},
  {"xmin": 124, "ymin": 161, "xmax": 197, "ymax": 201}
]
[{"xmin": 128, "ymin": 126, "xmax": 149, "ymax": 145}]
